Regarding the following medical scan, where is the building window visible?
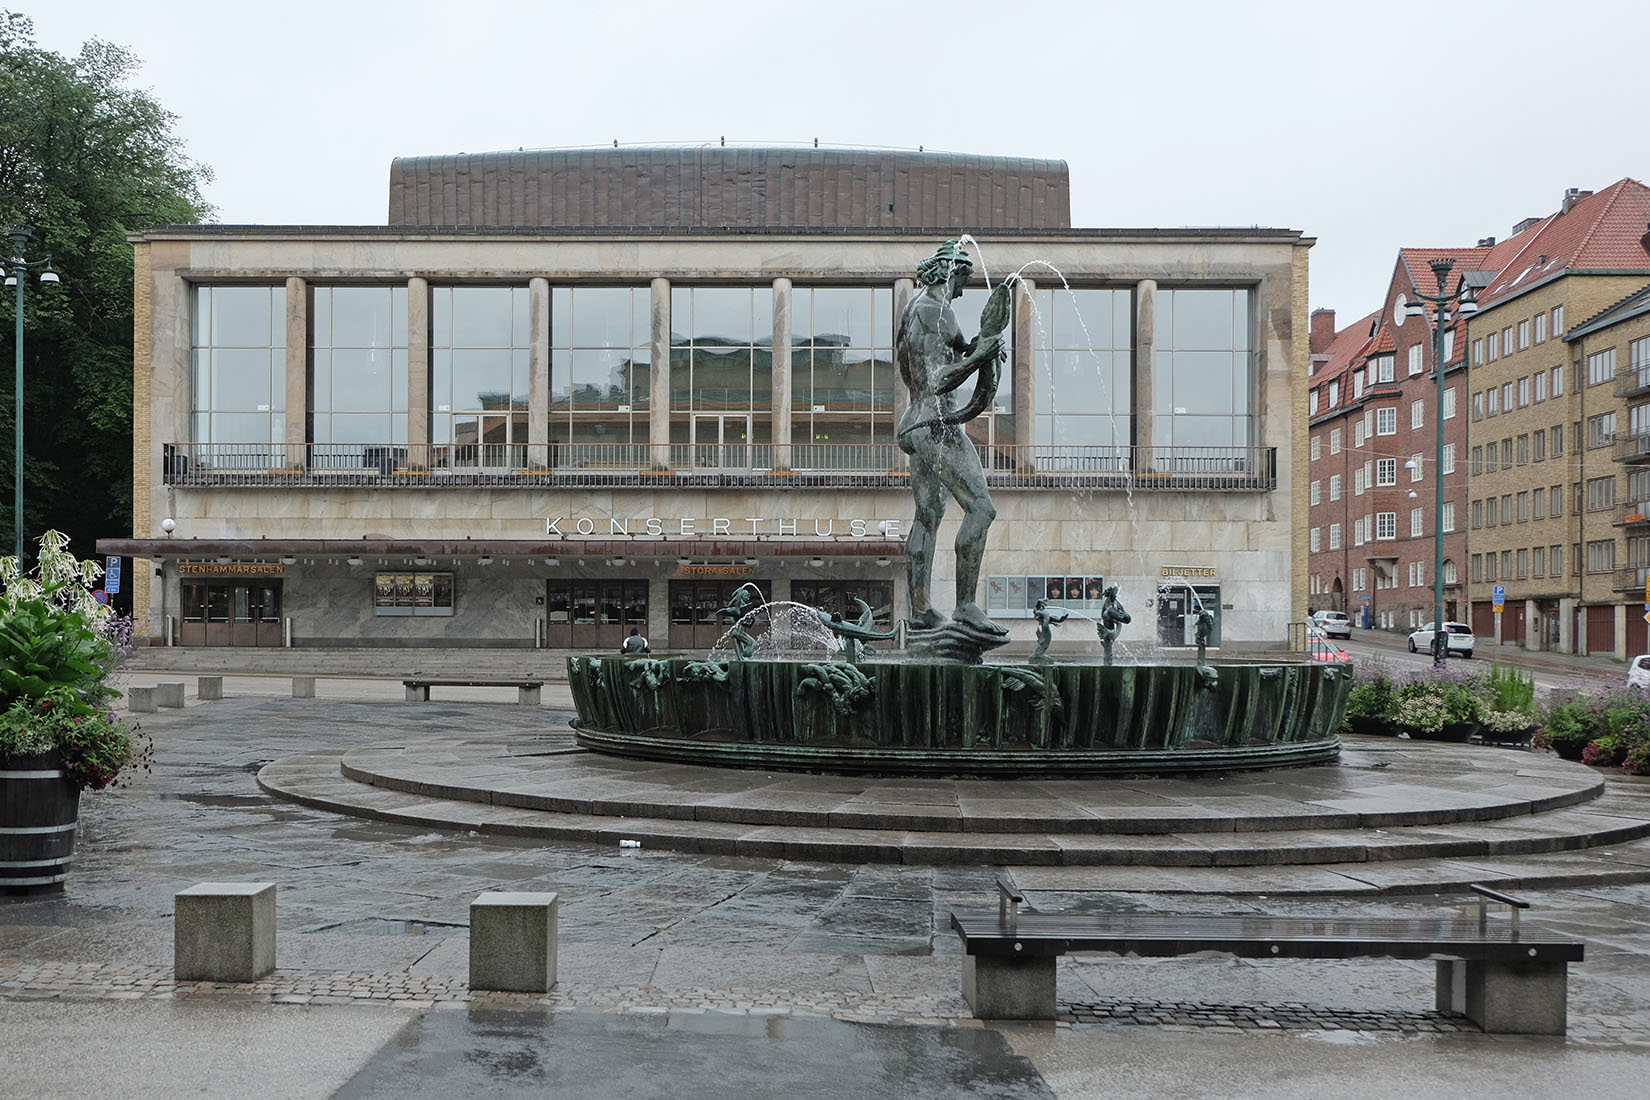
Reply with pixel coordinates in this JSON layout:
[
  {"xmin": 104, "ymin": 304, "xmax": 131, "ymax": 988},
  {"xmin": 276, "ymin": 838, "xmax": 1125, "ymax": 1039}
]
[
  {"xmin": 795, "ymin": 581, "xmax": 894, "ymax": 626},
  {"xmin": 1533, "ymin": 546, "xmax": 1546, "ymax": 576},
  {"xmin": 1311, "ymin": 435, "xmax": 1321, "ymax": 461},
  {"xmin": 1353, "ymin": 567, "xmax": 1365, "ymax": 592},
  {"xmin": 1410, "ymin": 399, "xmax": 1424, "ymax": 429},
  {"xmin": 1501, "ymin": 549, "xmax": 1513, "ymax": 578},
  {"xmin": 1328, "ymin": 380, "xmax": 1339, "ymax": 407},
  {"xmin": 670, "ymin": 285, "xmax": 774, "ymax": 420},
  {"xmin": 1501, "ymin": 382, "xmax": 1514, "ymax": 412},
  {"xmin": 313, "ymin": 285, "xmax": 411, "ymax": 454},
  {"xmin": 1353, "ymin": 371, "xmax": 1364, "ymax": 399},
  {"xmin": 1487, "ymin": 387, "xmax": 1499, "ymax": 416},
  {"xmin": 1487, "ymin": 331, "xmax": 1499, "ymax": 361},
  {"xmin": 1484, "ymin": 553, "xmax": 1497, "ymax": 580},
  {"xmin": 1535, "ymin": 312, "xmax": 1548, "ymax": 344},
  {"xmin": 1441, "ymin": 444, "xmax": 1455, "ymax": 475},
  {"xmin": 1517, "ymin": 548, "xmax": 1529, "ymax": 578},
  {"xmin": 1472, "ymin": 338, "xmax": 1483, "ymax": 365},
  {"xmin": 796, "ymin": 286, "xmax": 899, "ymax": 449},
  {"xmin": 1587, "ymin": 476, "xmax": 1616, "ymax": 511},
  {"xmin": 1376, "ymin": 512, "xmax": 1396, "ymax": 540},
  {"xmin": 1376, "ymin": 407, "xmax": 1397, "ymax": 435},
  {"xmin": 1486, "ymin": 497, "xmax": 1499, "ymax": 526},
  {"xmin": 1410, "ymin": 452, "xmax": 1425, "ymax": 481},
  {"xmin": 1354, "ymin": 465, "xmax": 1367, "ymax": 495},
  {"xmin": 373, "ymin": 572, "xmax": 455, "ymax": 617},
  {"xmin": 1408, "ymin": 344, "xmax": 1423, "ymax": 376},
  {"xmin": 1517, "ymin": 434, "xmax": 1530, "ymax": 465},
  {"xmin": 1310, "ymin": 480, "xmax": 1321, "ymax": 506},
  {"xmin": 1534, "ymin": 371, "xmax": 1547, "ymax": 402},
  {"xmin": 1485, "ymin": 445, "xmax": 1498, "ymax": 473},
  {"xmin": 1588, "ymin": 412, "xmax": 1618, "ymax": 449},
  {"xmin": 1444, "ymin": 330, "xmax": 1455, "ymax": 362},
  {"xmin": 1329, "ymin": 428, "xmax": 1341, "ymax": 454},
  {"xmin": 1354, "ymin": 419, "xmax": 1366, "ymax": 447},
  {"xmin": 1552, "ymin": 423, "xmax": 1564, "ymax": 456},
  {"xmin": 1371, "ymin": 354, "xmax": 1394, "ymax": 382},
  {"xmin": 1533, "ymin": 430, "xmax": 1546, "ymax": 462},
  {"xmin": 1410, "ymin": 507, "xmax": 1423, "ymax": 537},
  {"xmin": 1518, "ymin": 320, "xmax": 1530, "ymax": 350},
  {"xmin": 1472, "ymin": 499, "xmax": 1483, "ymax": 529},
  {"xmin": 1552, "ymin": 365, "xmax": 1564, "ymax": 396},
  {"xmin": 1471, "ymin": 445, "xmax": 1483, "ymax": 475},
  {"xmin": 1472, "ymin": 391, "xmax": 1484, "ymax": 420},
  {"xmin": 1552, "ymin": 305, "xmax": 1564, "ymax": 337},
  {"xmin": 1587, "ymin": 539, "xmax": 1616, "ymax": 573},
  {"xmin": 1533, "ymin": 487, "xmax": 1546, "ymax": 519},
  {"xmin": 432, "ymin": 285, "xmax": 529, "ymax": 467},
  {"xmin": 1551, "ymin": 484, "xmax": 1563, "ymax": 517},
  {"xmin": 1587, "ymin": 347, "xmax": 1617, "ymax": 387},
  {"xmin": 189, "ymin": 285, "xmax": 288, "ymax": 453},
  {"xmin": 1377, "ymin": 458, "xmax": 1397, "ymax": 486},
  {"xmin": 1329, "ymin": 474, "xmax": 1341, "ymax": 501},
  {"xmin": 1310, "ymin": 390, "xmax": 1319, "ymax": 416},
  {"xmin": 1310, "ymin": 527, "xmax": 1321, "ymax": 552},
  {"xmin": 1517, "ymin": 491, "xmax": 1531, "ymax": 522},
  {"xmin": 1502, "ymin": 326, "xmax": 1514, "ymax": 356},
  {"xmin": 1329, "ymin": 523, "xmax": 1342, "ymax": 550},
  {"xmin": 1517, "ymin": 376, "xmax": 1530, "ymax": 407},
  {"xmin": 1551, "ymin": 545, "xmax": 1563, "ymax": 576},
  {"xmin": 1441, "ymin": 501, "xmax": 1456, "ymax": 532},
  {"xmin": 1443, "ymin": 386, "xmax": 1456, "ymax": 420},
  {"xmin": 1152, "ymin": 287, "xmax": 1252, "ymax": 449},
  {"xmin": 1502, "ymin": 438, "xmax": 1513, "ymax": 467}
]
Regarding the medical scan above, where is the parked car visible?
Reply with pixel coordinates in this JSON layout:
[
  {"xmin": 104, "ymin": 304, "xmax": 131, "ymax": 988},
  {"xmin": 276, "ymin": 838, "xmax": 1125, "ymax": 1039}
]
[
  {"xmin": 1408, "ymin": 621, "xmax": 1474, "ymax": 658},
  {"xmin": 1629, "ymin": 654, "xmax": 1650, "ymax": 690},
  {"xmin": 1311, "ymin": 610, "xmax": 1351, "ymax": 639}
]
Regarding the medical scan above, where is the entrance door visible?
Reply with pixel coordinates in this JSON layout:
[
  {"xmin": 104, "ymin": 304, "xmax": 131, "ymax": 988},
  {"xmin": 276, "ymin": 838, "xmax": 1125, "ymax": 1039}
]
[
  {"xmin": 691, "ymin": 414, "xmax": 750, "ymax": 471},
  {"xmin": 182, "ymin": 580, "xmax": 283, "ymax": 646}
]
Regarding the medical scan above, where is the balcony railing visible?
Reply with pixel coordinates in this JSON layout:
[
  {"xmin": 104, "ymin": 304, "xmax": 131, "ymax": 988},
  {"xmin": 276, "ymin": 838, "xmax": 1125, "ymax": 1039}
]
[
  {"xmin": 1613, "ymin": 566, "xmax": 1650, "ymax": 593},
  {"xmin": 1615, "ymin": 363, "xmax": 1650, "ymax": 399},
  {"xmin": 161, "ymin": 442, "xmax": 1278, "ymax": 491},
  {"xmin": 1616, "ymin": 502, "xmax": 1650, "ymax": 527},
  {"xmin": 1613, "ymin": 433, "xmax": 1650, "ymax": 463}
]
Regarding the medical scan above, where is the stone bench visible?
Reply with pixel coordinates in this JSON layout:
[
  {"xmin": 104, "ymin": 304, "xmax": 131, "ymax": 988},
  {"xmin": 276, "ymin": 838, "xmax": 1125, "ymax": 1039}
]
[
  {"xmin": 292, "ymin": 676, "xmax": 315, "ymax": 698},
  {"xmin": 197, "ymin": 675, "xmax": 223, "ymax": 701},
  {"xmin": 155, "ymin": 682, "xmax": 185, "ymax": 709},
  {"xmin": 128, "ymin": 686, "xmax": 157, "ymax": 713},
  {"xmin": 404, "ymin": 679, "xmax": 542, "ymax": 705},
  {"xmin": 175, "ymin": 882, "xmax": 276, "ymax": 982},
  {"xmin": 951, "ymin": 883, "xmax": 1583, "ymax": 1034},
  {"xmin": 470, "ymin": 891, "xmax": 558, "ymax": 993}
]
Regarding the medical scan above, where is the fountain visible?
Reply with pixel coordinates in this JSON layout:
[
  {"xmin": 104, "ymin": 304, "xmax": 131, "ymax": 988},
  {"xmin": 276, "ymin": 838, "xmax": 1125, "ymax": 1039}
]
[{"xmin": 567, "ymin": 241, "xmax": 1348, "ymax": 775}]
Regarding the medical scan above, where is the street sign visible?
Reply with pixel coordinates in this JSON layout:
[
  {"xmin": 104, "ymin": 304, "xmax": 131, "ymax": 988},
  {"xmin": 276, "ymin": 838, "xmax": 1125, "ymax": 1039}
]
[
  {"xmin": 91, "ymin": 589, "xmax": 108, "ymax": 605},
  {"xmin": 105, "ymin": 555, "xmax": 121, "ymax": 595},
  {"xmin": 1492, "ymin": 583, "xmax": 1505, "ymax": 612}
]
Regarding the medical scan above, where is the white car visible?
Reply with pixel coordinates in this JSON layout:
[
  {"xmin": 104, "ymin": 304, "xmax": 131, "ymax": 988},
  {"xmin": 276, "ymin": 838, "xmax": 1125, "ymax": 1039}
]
[
  {"xmin": 1408, "ymin": 621, "xmax": 1474, "ymax": 659},
  {"xmin": 1311, "ymin": 610, "xmax": 1351, "ymax": 639},
  {"xmin": 1629, "ymin": 655, "xmax": 1650, "ymax": 690}
]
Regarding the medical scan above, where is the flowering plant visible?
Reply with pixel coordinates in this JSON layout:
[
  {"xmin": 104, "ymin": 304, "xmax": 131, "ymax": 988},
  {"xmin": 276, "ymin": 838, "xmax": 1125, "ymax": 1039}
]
[
  {"xmin": 0, "ymin": 532, "xmax": 150, "ymax": 790},
  {"xmin": 1478, "ymin": 708, "xmax": 1536, "ymax": 735},
  {"xmin": 1392, "ymin": 691, "xmax": 1451, "ymax": 734}
]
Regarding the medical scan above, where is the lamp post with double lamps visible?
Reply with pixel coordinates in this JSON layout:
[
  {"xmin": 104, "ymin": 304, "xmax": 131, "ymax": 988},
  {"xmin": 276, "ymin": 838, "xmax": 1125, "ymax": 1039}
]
[
  {"xmin": 1404, "ymin": 257, "xmax": 1477, "ymax": 668},
  {"xmin": 4, "ymin": 225, "xmax": 61, "ymax": 561}
]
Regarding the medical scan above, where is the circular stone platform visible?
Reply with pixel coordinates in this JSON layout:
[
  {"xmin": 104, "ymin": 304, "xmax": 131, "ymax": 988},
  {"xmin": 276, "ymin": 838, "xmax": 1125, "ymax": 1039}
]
[{"xmin": 258, "ymin": 733, "xmax": 1650, "ymax": 891}]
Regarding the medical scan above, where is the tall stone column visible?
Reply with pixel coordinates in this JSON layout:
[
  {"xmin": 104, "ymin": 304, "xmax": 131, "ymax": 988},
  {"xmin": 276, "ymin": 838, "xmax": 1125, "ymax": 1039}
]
[
  {"xmin": 283, "ymin": 277, "xmax": 307, "ymax": 468},
  {"xmin": 1013, "ymin": 278, "xmax": 1035, "ymax": 471},
  {"xmin": 527, "ymin": 277, "xmax": 550, "ymax": 468},
  {"xmin": 1134, "ymin": 279, "xmax": 1157, "ymax": 473},
  {"xmin": 892, "ymin": 278, "xmax": 914, "ymax": 471},
  {"xmin": 771, "ymin": 277, "xmax": 792, "ymax": 472},
  {"xmin": 406, "ymin": 276, "xmax": 429, "ymax": 469},
  {"xmin": 649, "ymin": 277, "xmax": 671, "ymax": 470}
]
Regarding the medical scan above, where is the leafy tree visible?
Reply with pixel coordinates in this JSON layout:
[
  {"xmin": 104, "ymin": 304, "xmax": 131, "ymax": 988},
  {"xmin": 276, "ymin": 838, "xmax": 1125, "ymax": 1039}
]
[{"xmin": 0, "ymin": 11, "xmax": 211, "ymax": 558}]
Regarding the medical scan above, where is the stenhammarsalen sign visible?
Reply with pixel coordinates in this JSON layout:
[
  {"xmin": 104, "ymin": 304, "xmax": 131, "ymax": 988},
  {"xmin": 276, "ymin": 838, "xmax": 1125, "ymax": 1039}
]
[{"xmin": 545, "ymin": 516, "xmax": 902, "ymax": 538}]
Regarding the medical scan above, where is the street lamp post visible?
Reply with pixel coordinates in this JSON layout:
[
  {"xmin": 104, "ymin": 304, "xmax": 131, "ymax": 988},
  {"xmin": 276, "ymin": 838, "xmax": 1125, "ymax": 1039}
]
[
  {"xmin": 1405, "ymin": 258, "xmax": 1477, "ymax": 668},
  {"xmin": 4, "ymin": 226, "xmax": 60, "ymax": 562}
]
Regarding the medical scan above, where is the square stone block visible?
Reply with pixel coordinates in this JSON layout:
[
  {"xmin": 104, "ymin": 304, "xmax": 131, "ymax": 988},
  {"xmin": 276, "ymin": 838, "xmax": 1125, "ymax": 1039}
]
[
  {"xmin": 175, "ymin": 882, "xmax": 276, "ymax": 982},
  {"xmin": 197, "ymin": 676, "xmax": 223, "ymax": 701},
  {"xmin": 518, "ymin": 684, "xmax": 541, "ymax": 706},
  {"xmin": 128, "ymin": 686, "xmax": 157, "ymax": 713},
  {"xmin": 1464, "ymin": 958, "xmax": 1570, "ymax": 1035},
  {"xmin": 292, "ymin": 676, "xmax": 315, "ymax": 698},
  {"xmin": 961, "ymin": 951, "xmax": 1056, "ymax": 1020},
  {"xmin": 470, "ymin": 891, "xmax": 558, "ymax": 993},
  {"xmin": 155, "ymin": 682, "xmax": 185, "ymax": 708}
]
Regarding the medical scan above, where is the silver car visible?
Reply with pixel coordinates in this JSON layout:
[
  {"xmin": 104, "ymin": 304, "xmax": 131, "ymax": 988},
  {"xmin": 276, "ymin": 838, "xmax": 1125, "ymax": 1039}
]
[
  {"xmin": 1408, "ymin": 621, "xmax": 1474, "ymax": 658},
  {"xmin": 1311, "ymin": 610, "xmax": 1351, "ymax": 639}
]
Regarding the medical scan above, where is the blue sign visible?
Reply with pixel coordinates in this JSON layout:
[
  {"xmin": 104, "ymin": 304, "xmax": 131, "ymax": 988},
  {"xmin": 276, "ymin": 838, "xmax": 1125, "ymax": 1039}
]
[
  {"xmin": 1492, "ymin": 584, "xmax": 1506, "ymax": 607},
  {"xmin": 91, "ymin": 589, "xmax": 108, "ymax": 604},
  {"xmin": 105, "ymin": 555, "xmax": 122, "ymax": 596}
]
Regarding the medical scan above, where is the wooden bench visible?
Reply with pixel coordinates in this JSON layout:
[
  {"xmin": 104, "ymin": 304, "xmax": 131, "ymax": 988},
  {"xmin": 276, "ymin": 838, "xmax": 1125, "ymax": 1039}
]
[
  {"xmin": 950, "ymin": 882, "xmax": 1583, "ymax": 1034},
  {"xmin": 403, "ymin": 679, "xmax": 543, "ymax": 705}
]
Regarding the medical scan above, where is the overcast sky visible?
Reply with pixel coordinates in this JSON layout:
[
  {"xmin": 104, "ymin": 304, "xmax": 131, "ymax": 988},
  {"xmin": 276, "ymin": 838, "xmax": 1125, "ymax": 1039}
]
[{"xmin": 22, "ymin": 0, "xmax": 1650, "ymax": 324}]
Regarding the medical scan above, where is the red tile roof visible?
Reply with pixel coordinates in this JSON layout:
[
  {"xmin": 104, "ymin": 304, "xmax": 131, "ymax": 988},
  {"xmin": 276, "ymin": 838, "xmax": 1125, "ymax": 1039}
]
[{"xmin": 1477, "ymin": 179, "xmax": 1650, "ymax": 306}]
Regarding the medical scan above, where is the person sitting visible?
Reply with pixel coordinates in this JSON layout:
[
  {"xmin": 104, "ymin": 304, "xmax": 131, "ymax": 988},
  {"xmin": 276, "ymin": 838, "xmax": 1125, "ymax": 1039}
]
[{"xmin": 621, "ymin": 627, "xmax": 650, "ymax": 654}]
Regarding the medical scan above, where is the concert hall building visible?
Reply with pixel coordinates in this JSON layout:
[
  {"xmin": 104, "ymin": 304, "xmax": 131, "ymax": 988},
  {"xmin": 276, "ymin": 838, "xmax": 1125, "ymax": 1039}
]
[{"xmin": 104, "ymin": 146, "xmax": 1312, "ymax": 652}]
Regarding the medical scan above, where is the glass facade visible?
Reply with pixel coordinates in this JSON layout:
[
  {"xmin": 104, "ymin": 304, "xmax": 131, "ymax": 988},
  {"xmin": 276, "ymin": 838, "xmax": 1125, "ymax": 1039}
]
[
  {"xmin": 1152, "ymin": 288, "xmax": 1253, "ymax": 448},
  {"xmin": 1030, "ymin": 287, "xmax": 1132, "ymax": 455},
  {"xmin": 790, "ymin": 286, "xmax": 894, "ymax": 454},
  {"xmin": 670, "ymin": 286, "xmax": 775, "ymax": 465},
  {"xmin": 311, "ymin": 286, "xmax": 408, "ymax": 456},
  {"xmin": 432, "ymin": 286, "xmax": 529, "ymax": 468},
  {"xmin": 191, "ymin": 285, "xmax": 287, "ymax": 453},
  {"xmin": 550, "ymin": 286, "xmax": 649, "ymax": 457}
]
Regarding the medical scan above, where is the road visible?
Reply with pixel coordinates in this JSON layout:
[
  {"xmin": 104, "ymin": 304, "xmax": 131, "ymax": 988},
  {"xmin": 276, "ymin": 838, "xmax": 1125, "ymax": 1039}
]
[{"xmin": 1335, "ymin": 630, "xmax": 1620, "ymax": 696}]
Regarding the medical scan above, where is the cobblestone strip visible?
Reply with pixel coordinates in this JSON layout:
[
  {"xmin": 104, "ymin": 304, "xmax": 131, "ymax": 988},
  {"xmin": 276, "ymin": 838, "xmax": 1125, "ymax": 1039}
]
[{"xmin": 4, "ymin": 958, "xmax": 1647, "ymax": 1044}]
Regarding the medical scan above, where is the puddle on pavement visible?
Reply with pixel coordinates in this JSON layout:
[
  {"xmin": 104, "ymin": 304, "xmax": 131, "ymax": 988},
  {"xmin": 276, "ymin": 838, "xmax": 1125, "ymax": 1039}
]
[
  {"xmin": 307, "ymin": 917, "xmax": 468, "ymax": 936},
  {"xmin": 157, "ymin": 793, "xmax": 273, "ymax": 808}
]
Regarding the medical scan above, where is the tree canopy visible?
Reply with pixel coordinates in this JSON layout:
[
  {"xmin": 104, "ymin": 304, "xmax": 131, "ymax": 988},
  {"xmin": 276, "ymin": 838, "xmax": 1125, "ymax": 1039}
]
[{"xmin": 0, "ymin": 11, "xmax": 211, "ymax": 558}]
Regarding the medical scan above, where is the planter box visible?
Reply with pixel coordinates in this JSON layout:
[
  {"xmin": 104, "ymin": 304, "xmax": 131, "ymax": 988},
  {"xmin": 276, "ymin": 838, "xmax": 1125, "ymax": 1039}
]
[{"xmin": 0, "ymin": 751, "xmax": 80, "ymax": 894}]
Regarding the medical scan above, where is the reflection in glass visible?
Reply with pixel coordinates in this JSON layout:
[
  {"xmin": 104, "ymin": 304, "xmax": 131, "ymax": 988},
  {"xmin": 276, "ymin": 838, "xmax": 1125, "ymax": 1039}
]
[
  {"xmin": 1152, "ymin": 288, "xmax": 1252, "ymax": 450},
  {"xmin": 552, "ymin": 288, "xmax": 648, "ymax": 457},
  {"xmin": 1030, "ymin": 287, "xmax": 1132, "ymax": 460},
  {"xmin": 191, "ymin": 286, "xmax": 287, "ymax": 449},
  {"xmin": 312, "ymin": 286, "xmax": 409, "ymax": 448},
  {"xmin": 431, "ymin": 286, "xmax": 531, "ymax": 466}
]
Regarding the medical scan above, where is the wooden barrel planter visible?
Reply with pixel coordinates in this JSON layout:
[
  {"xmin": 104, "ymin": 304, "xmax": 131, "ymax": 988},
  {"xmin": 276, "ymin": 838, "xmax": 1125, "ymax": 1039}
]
[{"xmin": 0, "ymin": 751, "xmax": 80, "ymax": 894}]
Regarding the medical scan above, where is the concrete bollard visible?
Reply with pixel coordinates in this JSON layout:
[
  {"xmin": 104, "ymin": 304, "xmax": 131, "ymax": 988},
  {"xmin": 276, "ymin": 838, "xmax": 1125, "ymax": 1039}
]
[
  {"xmin": 470, "ymin": 891, "xmax": 558, "ymax": 993},
  {"xmin": 197, "ymin": 675, "xmax": 223, "ymax": 701},
  {"xmin": 517, "ymin": 684, "xmax": 541, "ymax": 706},
  {"xmin": 291, "ymin": 676, "xmax": 315, "ymax": 698},
  {"xmin": 128, "ymin": 686, "xmax": 157, "ymax": 713},
  {"xmin": 174, "ymin": 882, "xmax": 277, "ymax": 982},
  {"xmin": 155, "ymin": 682, "xmax": 186, "ymax": 709}
]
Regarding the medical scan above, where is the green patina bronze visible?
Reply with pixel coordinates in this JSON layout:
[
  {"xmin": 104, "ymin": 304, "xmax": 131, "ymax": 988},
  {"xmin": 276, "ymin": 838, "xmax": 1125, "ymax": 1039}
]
[{"xmin": 568, "ymin": 655, "xmax": 1350, "ymax": 775}]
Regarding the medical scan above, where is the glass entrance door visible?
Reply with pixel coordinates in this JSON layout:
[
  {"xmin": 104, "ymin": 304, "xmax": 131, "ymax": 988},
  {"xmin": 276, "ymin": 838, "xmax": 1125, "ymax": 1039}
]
[
  {"xmin": 691, "ymin": 414, "xmax": 750, "ymax": 471},
  {"xmin": 181, "ymin": 580, "xmax": 282, "ymax": 646}
]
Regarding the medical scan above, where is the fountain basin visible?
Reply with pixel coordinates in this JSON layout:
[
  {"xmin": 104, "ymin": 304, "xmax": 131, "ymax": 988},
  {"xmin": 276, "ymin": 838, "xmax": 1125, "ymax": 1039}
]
[{"xmin": 568, "ymin": 656, "xmax": 1347, "ymax": 776}]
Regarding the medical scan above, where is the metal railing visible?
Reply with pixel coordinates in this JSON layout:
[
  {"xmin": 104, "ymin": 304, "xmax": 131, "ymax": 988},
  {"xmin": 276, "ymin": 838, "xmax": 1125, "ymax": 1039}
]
[
  {"xmin": 1612, "ymin": 566, "xmax": 1650, "ymax": 593},
  {"xmin": 1615, "ymin": 502, "xmax": 1650, "ymax": 527},
  {"xmin": 1613, "ymin": 433, "xmax": 1650, "ymax": 463},
  {"xmin": 1615, "ymin": 364, "xmax": 1650, "ymax": 399},
  {"xmin": 161, "ymin": 442, "xmax": 1277, "ymax": 491}
]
